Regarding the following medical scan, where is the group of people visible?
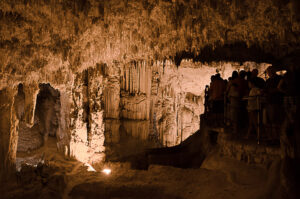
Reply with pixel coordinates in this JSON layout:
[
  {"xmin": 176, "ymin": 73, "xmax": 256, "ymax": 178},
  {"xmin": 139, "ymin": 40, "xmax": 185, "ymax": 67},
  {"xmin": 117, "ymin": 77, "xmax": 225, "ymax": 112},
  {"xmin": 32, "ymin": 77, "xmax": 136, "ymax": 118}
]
[{"xmin": 205, "ymin": 66, "xmax": 299, "ymax": 143}]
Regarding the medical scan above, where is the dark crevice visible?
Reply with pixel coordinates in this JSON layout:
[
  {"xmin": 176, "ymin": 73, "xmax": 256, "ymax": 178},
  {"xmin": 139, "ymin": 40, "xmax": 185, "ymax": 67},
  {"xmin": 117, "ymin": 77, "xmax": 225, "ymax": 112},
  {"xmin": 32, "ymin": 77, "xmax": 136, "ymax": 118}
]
[
  {"xmin": 173, "ymin": 42, "xmax": 297, "ymax": 67},
  {"xmin": 17, "ymin": 83, "xmax": 61, "ymax": 152},
  {"xmin": 14, "ymin": 83, "xmax": 25, "ymax": 121},
  {"xmin": 35, "ymin": 83, "xmax": 60, "ymax": 138},
  {"xmin": 82, "ymin": 69, "xmax": 91, "ymax": 145}
]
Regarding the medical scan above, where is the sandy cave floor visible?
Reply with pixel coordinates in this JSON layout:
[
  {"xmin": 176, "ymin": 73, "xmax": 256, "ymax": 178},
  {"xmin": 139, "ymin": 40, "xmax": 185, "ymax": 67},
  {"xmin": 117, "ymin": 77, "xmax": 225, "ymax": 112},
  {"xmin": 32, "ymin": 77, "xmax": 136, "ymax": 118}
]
[{"xmin": 1, "ymin": 137, "xmax": 279, "ymax": 199}]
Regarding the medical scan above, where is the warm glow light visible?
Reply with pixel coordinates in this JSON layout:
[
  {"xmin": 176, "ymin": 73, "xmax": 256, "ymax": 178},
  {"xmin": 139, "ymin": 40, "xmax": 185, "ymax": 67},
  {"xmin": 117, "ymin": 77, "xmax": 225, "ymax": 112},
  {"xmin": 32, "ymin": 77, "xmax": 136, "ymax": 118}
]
[
  {"xmin": 102, "ymin": 168, "xmax": 111, "ymax": 175},
  {"xmin": 276, "ymin": 70, "xmax": 287, "ymax": 75},
  {"xmin": 84, "ymin": 163, "xmax": 96, "ymax": 172}
]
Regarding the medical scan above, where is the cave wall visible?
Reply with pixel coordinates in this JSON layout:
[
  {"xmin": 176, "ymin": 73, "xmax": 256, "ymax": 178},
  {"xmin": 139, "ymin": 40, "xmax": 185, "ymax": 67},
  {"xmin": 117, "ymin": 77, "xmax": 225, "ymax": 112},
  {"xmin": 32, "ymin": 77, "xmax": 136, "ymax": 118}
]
[
  {"xmin": 0, "ymin": 0, "xmax": 299, "ymax": 178},
  {"xmin": 152, "ymin": 60, "xmax": 269, "ymax": 146},
  {"xmin": 86, "ymin": 66, "xmax": 106, "ymax": 161},
  {"xmin": 0, "ymin": 0, "xmax": 299, "ymax": 83},
  {"xmin": 103, "ymin": 59, "xmax": 269, "ymax": 148},
  {"xmin": 17, "ymin": 84, "xmax": 64, "ymax": 153},
  {"xmin": 70, "ymin": 67, "xmax": 105, "ymax": 163},
  {"xmin": 1, "ymin": 67, "xmax": 105, "ymax": 180},
  {"xmin": 0, "ymin": 87, "xmax": 18, "ymax": 181},
  {"xmin": 56, "ymin": 88, "xmax": 71, "ymax": 154}
]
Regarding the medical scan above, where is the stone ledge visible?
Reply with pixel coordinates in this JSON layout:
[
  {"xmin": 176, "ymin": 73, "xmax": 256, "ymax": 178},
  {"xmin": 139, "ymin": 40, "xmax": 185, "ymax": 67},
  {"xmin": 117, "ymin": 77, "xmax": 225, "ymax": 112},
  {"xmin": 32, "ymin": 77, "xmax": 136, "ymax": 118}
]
[{"xmin": 215, "ymin": 130, "xmax": 281, "ymax": 166}]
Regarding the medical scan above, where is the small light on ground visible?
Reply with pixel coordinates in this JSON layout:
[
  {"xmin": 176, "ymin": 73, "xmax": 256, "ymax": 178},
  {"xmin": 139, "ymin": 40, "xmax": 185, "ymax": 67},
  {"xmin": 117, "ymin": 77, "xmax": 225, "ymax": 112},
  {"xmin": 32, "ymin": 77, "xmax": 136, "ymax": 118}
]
[{"xmin": 102, "ymin": 168, "xmax": 111, "ymax": 175}]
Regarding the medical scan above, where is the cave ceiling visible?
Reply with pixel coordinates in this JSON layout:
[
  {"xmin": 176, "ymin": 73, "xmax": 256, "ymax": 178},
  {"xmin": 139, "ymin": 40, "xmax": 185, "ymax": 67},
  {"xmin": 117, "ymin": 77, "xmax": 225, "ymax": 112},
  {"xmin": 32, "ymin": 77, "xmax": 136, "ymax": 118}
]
[{"xmin": 0, "ymin": 0, "xmax": 299, "ymax": 76}]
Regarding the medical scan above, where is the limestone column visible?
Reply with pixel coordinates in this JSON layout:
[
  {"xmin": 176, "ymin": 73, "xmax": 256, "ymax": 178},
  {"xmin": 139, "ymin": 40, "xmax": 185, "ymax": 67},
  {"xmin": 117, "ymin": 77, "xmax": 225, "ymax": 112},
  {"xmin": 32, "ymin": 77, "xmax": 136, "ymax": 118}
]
[{"xmin": 0, "ymin": 87, "xmax": 18, "ymax": 181}]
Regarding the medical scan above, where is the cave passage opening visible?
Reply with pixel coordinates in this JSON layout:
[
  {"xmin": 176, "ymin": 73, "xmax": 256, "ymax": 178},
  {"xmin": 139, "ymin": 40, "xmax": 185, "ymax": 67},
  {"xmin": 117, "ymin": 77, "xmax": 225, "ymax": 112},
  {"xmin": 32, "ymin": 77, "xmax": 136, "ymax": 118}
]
[{"xmin": 16, "ymin": 83, "xmax": 61, "ymax": 170}]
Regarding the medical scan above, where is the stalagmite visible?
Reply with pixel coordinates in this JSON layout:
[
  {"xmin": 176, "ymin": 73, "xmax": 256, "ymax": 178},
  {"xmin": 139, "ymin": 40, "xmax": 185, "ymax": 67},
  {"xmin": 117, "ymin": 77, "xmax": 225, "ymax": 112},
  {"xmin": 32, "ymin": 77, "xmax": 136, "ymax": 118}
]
[{"xmin": 0, "ymin": 0, "xmax": 299, "ymax": 198}]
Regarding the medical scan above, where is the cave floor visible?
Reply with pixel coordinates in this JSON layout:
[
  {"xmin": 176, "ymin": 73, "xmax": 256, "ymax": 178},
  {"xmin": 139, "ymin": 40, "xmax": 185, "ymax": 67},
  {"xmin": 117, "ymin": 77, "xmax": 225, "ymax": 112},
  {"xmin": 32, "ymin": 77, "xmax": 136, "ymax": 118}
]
[
  {"xmin": 1, "ymin": 137, "xmax": 283, "ymax": 199},
  {"xmin": 67, "ymin": 160, "xmax": 270, "ymax": 199}
]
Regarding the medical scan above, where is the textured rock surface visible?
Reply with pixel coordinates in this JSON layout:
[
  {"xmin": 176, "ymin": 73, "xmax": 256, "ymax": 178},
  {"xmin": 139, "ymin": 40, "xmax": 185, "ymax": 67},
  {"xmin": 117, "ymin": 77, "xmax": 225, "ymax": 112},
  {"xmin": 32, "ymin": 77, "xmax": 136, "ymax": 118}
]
[
  {"xmin": 0, "ymin": 0, "xmax": 299, "ymax": 84},
  {"xmin": 103, "ymin": 59, "xmax": 268, "ymax": 149},
  {"xmin": 1, "ymin": 0, "xmax": 299, "ymax": 180},
  {"xmin": 17, "ymin": 122, "xmax": 42, "ymax": 152},
  {"xmin": 0, "ymin": 88, "xmax": 18, "ymax": 180},
  {"xmin": 217, "ymin": 128, "xmax": 281, "ymax": 165},
  {"xmin": 70, "ymin": 67, "xmax": 105, "ymax": 163}
]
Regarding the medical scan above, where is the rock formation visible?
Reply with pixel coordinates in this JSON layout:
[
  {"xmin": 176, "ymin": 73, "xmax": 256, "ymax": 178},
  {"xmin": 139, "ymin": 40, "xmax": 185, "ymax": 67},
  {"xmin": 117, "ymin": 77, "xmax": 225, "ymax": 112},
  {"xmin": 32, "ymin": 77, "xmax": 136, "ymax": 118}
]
[{"xmin": 0, "ymin": 1, "xmax": 299, "ymax": 193}]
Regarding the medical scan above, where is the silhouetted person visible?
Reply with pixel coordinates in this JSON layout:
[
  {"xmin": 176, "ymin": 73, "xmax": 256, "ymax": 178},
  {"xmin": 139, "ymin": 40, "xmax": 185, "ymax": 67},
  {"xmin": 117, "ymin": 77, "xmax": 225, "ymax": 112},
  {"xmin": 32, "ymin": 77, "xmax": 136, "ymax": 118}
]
[
  {"xmin": 209, "ymin": 73, "xmax": 226, "ymax": 112},
  {"xmin": 230, "ymin": 70, "xmax": 249, "ymax": 129},
  {"xmin": 250, "ymin": 69, "xmax": 265, "ymax": 89},
  {"xmin": 264, "ymin": 66, "xmax": 283, "ymax": 141},
  {"xmin": 246, "ymin": 71, "xmax": 252, "ymax": 81},
  {"xmin": 225, "ymin": 71, "xmax": 239, "ymax": 99},
  {"xmin": 276, "ymin": 58, "xmax": 300, "ymax": 198},
  {"xmin": 236, "ymin": 70, "xmax": 249, "ymax": 97},
  {"xmin": 208, "ymin": 73, "xmax": 226, "ymax": 126},
  {"xmin": 226, "ymin": 71, "xmax": 242, "ymax": 134},
  {"xmin": 278, "ymin": 63, "xmax": 300, "ymax": 158},
  {"xmin": 246, "ymin": 79, "xmax": 262, "ymax": 139}
]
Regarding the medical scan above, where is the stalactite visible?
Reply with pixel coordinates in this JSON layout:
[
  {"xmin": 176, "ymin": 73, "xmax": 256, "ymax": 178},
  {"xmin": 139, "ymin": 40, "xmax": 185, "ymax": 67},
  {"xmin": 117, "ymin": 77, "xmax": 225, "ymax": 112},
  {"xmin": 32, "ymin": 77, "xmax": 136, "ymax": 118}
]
[
  {"xmin": 23, "ymin": 84, "xmax": 39, "ymax": 126},
  {"xmin": 105, "ymin": 60, "xmax": 268, "ymax": 147}
]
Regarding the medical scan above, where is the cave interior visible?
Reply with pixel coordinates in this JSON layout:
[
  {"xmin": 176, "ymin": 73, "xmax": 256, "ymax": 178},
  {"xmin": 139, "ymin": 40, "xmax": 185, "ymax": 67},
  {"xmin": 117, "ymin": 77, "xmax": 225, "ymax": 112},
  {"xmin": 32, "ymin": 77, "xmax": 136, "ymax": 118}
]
[{"xmin": 0, "ymin": 0, "xmax": 300, "ymax": 199}]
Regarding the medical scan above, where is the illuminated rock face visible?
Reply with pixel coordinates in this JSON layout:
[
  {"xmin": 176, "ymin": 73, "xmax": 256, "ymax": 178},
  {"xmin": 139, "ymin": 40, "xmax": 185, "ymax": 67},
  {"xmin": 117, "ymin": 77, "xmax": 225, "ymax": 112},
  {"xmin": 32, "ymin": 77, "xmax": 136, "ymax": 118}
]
[
  {"xmin": 0, "ymin": 0, "xmax": 299, "ymax": 80},
  {"xmin": 104, "ymin": 60, "xmax": 269, "ymax": 147},
  {"xmin": 0, "ymin": 58, "xmax": 269, "ymax": 180},
  {"xmin": 0, "ymin": 0, "xmax": 299, "ymax": 180},
  {"xmin": 69, "ymin": 67, "xmax": 105, "ymax": 163}
]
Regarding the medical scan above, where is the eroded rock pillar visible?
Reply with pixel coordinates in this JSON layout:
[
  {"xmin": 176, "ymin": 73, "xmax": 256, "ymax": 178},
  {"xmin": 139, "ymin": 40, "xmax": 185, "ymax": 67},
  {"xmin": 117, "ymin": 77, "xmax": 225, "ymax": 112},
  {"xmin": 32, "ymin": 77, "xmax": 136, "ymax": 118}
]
[
  {"xmin": 87, "ymin": 66, "xmax": 105, "ymax": 162},
  {"xmin": 0, "ymin": 87, "xmax": 18, "ymax": 181},
  {"xmin": 70, "ymin": 66, "xmax": 105, "ymax": 163},
  {"xmin": 103, "ymin": 63, "xmax": 121, "ymax": 145}
]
